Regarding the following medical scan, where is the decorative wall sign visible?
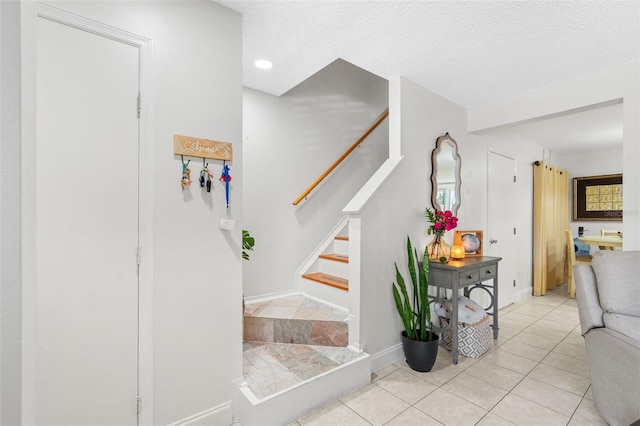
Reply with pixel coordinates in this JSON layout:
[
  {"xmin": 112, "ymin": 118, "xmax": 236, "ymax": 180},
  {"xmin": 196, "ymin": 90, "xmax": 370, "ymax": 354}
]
[
  {"xmin": 573, "ymin": 174, "xmax": 622, "ymax": 221},
  {"xmin": 454, "ymin": 230, "xmax": 483, "ymax": 257},
  {"xmin": 174, "ymin": 134, "xmax": 233, "ymax": 161}
]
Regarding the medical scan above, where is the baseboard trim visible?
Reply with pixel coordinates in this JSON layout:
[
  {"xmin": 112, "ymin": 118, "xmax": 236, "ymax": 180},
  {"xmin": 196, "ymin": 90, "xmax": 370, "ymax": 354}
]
[
  {"xmin": 167, "ymin": 401, "xmax": 232, "ymax": 426},
  {"xmin": 515, "ymin": 287, "xmax": 533, "ymax": 303},
  {"xmin": 370, "ymin": 342, "xmax": 404, "ymax": 372},
  {"xmin": 244, "ymin": 290, "xmax": 299, "ymax": 305}
]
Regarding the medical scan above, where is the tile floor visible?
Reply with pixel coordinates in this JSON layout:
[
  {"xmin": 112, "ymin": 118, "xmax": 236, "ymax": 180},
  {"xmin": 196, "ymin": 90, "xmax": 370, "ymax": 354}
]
[
  {"xmin": 293, "ymin": 284, "xmax": 606, "ymax": 425},
  {"xmin": 243, "ymin": 295, "xmax": 358, "ymax": 399}
]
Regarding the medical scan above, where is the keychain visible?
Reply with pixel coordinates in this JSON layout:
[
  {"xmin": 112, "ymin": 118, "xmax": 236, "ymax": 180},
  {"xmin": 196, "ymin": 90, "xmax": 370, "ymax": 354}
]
[
  {"xmin": 181, "ymin": 157, "xmax": 192, "ymax": 190},
  {"xmin": 220, "ymin": 162, "xmax": 231, "ymax": 210}
]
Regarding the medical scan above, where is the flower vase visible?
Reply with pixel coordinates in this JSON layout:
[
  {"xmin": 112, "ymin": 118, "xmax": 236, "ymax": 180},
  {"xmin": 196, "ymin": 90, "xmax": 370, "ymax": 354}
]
[{"xmin": 427, "ymin": 233, "xmax": 450, "ymax": 263}]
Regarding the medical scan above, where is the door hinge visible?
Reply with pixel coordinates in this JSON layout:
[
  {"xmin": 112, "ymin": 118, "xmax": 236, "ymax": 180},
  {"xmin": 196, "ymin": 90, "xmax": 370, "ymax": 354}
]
[
  {"xmin": 136, "ymin": 245, "xmax": 142, "ymax": 265},
  {"xmin": 513, "ymin": 175, "xmax": 516, "ymax": 183},
  {"xmin": 137, "ymin": 395, "xmax": 141, "ymax": 417},
  {"xmin": 513, "ymin": 279, "xmax": 516, "ymax": 287},
  {"xmin": 137, "ymin": 93, "xmax": 141, "ymax": 118},
  {"xmin": 513, "ymin": 227, "xmax": 516, "ymax": 235}
]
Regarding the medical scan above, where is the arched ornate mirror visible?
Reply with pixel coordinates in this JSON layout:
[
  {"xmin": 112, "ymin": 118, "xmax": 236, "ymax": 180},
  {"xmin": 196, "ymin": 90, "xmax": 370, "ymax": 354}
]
[{"xmin": 430, "ymin": 132, "xmax": 462, "ymax": 215}]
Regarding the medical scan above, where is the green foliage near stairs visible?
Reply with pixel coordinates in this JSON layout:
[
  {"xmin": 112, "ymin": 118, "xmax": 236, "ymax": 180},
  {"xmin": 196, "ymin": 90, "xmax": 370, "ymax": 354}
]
[
  {"xmin": 242, "ymin": 230, "xmax": 255, "ymax": 261},
  {"xmin": 392, "ymin": 236, "xmax": 434, "ymax": 341}
]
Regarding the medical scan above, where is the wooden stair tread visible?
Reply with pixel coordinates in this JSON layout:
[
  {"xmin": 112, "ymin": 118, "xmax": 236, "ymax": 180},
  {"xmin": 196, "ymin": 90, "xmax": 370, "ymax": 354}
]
[
  {"xmin": 319, "ymin": 253, "xmax": 349, "ymax": 263},
  {"xmin": 302, "ymin": 272, "xmax": 348, "ymax": 291},
  {"xmin": 335, "ymin": 235, "xmax": 349, "ymax": 241}
]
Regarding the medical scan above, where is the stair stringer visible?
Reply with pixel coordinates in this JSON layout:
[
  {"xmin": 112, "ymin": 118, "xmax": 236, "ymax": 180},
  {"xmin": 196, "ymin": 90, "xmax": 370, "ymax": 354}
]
[
  {"xmin": 296, "ymin": 215, "xmax": 349, "ymax": 308},
  {"xmin": 296, "ymin": 215, "xmax": 349, "ymax": 276}
]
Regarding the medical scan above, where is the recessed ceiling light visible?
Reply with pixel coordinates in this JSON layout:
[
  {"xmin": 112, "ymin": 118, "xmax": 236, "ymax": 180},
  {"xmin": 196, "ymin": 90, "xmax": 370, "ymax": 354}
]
[{"xmin": 254, "ymin": 59, "xmax": 273, "ymax": 70}]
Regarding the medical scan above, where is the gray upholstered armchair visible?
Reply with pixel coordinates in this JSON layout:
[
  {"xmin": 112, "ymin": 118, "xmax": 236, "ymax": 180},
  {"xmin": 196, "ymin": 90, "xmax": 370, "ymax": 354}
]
[{"xmin": 574, "ymin": 251, "xmax": 640, "ymax": 426}]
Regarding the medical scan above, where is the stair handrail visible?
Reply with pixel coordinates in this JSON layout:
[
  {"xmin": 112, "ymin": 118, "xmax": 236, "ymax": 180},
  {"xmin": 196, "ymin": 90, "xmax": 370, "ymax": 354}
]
[{"xmin": 292, "ymin": 109, "xmax": 390, "ymax": 205}]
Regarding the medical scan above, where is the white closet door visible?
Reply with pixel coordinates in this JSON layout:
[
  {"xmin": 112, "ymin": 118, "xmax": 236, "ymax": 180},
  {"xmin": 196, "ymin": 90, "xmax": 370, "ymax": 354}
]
[
  {"xmin": 36, "ymin": 17, "xmax": 140, "ymax": 425},
  {"xmin": 487, "ymin": 151, "xmax": 517, "ymax": 308}
]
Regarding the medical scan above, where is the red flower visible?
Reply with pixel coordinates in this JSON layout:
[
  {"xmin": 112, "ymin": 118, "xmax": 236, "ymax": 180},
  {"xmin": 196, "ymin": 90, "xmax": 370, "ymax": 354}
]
[{"xmin": 425, "ymin": 208, "xmax": 458, "ymax": 235}]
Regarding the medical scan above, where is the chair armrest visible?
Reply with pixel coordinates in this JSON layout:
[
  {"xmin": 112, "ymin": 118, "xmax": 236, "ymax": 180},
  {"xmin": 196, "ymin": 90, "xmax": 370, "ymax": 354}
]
[{"xmin": 574, "ymin": 264, "xmax": 604, "ymax": 335}]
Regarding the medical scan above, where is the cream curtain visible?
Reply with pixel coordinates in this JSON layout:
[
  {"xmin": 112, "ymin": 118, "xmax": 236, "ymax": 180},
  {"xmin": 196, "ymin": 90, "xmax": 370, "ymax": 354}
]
[{"xmin": 533, "ymin": 161, "xmax": 569, "ymax": 296}]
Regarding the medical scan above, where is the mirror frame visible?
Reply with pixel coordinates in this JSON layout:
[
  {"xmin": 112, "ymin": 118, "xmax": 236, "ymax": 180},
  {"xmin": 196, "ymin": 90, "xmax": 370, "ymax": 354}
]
[{"xmin": 430, "ymin": 132, "xmax": 462, "ymax": 215}]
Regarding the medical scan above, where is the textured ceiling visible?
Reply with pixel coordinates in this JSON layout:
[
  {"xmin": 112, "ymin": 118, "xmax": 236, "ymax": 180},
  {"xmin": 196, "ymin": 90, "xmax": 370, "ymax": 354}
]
[
  {"xmin": 218, "ymin": 0, "xmax": 639, "ymax": 110},
  {"xmin": 218, "ymin": 0, "xmax": 637, "ymax": 153}
]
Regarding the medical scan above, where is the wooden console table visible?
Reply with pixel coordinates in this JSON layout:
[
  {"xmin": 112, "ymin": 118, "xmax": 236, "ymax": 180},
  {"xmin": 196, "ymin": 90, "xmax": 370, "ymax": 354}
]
[{"xmin": 428, "ymin": 256, "xmax": 502, "ymax": 364}]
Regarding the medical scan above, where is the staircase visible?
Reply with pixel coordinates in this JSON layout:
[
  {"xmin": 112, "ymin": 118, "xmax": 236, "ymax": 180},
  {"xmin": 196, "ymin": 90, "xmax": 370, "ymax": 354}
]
[
  {"xmin": 300, "ymin": 235, "xmax": 349, "ymax": 308},
  {"xmin": 240, "ymin": 293, "xmax": 369, "ymax": 425},
  {"xmin": 238, "ymin": 231, "xmax": 371, "ymax": 425}
]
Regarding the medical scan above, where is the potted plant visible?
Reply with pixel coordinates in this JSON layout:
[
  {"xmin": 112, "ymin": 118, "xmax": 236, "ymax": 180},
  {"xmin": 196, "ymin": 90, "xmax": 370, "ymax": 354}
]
[{"xmin": 392, "ymin": 236, "xmax": 439, "ymax": 372}]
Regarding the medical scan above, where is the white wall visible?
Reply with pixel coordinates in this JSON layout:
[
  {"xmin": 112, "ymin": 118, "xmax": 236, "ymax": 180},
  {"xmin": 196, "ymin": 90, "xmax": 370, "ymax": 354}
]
[
  {"xmin": 356, "ymin": 77, "xmax": 548, "ymax": 361},
  {"xmin": 0, "ymin": 1, "xmax": 22, "ymax": 424},
  {"xmin": 242, "ymin": 59, "xmax": 388, "ymax": 298},
  {"xmin": 559, "ymin": 146, "xmax": 624, "ymax": 249},
  {"xmin": 468, "ymin": 61, "xmax": 640, "ymax": 251},
  {"xmin": 20, "ymin": 2, "xmax": 243, "ymax": 424}
]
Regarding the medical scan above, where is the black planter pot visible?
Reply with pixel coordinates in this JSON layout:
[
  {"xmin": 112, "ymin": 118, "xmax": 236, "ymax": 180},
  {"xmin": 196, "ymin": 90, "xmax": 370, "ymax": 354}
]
[{"xmin": 401, "ymin": 330, "xmax": 439, "ymax": 372}]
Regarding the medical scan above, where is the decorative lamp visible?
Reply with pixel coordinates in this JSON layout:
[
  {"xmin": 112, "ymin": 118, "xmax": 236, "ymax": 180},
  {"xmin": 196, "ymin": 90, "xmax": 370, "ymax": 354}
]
[{"xmin": 451, "ymin": 244, "xmax": 465, "ymax": 260}]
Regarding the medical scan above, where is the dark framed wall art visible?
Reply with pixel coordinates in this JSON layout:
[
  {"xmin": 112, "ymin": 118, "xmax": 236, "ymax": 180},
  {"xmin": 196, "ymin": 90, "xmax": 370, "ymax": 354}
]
[{"xmin": 572, "ymin": 174, "xmax": 622, "ymax": 221}]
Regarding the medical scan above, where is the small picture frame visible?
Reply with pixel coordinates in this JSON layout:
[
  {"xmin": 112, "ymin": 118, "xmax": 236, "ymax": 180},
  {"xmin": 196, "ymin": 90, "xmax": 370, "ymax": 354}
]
[{"xmin": 454, "ymin": 230, "xmax": 483, "ymax": 257}]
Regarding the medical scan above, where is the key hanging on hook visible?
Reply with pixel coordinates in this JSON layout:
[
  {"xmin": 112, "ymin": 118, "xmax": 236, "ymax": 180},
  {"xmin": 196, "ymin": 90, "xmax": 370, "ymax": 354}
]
[
  {"xmin": 199, "ymin": 158, "xmax": 206, "ymax": 188},
  {"xmin": 180, "ymin": 156, "xmax": 192, "ymax": 190}
]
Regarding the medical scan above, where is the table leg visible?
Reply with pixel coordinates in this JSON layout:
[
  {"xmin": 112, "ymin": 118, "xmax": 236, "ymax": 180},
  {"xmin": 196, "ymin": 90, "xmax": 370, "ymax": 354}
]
[
  {"xmin": 493, "ymin": 277, "xmax": 499, "ymax": 339},
  {"xmin": 451, "ymin": 284, "xmax": 458, "ymax": 364}
]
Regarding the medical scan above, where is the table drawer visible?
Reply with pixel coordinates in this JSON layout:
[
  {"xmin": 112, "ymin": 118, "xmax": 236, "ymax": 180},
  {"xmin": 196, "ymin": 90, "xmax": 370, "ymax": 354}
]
[
  {"xmin": 480, "ymin": 264, "xmax": 497, "ymax": 280},
  {"xmin": 459, "ymin": 270, "xmax": 479, "ymax": 286}
]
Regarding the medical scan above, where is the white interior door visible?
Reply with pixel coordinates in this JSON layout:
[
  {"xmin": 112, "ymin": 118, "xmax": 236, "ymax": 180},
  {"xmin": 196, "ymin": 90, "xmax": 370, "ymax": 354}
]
[
  {"xmin": 36, "ymin": 17, "xmax": 140, "ymax": 425},
  {"xmin": 487, "ymin": 151, "xmax": 517, "ymax": 308}
]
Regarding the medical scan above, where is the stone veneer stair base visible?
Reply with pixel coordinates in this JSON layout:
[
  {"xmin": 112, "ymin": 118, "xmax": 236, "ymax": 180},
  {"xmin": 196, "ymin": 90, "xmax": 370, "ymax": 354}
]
[{"xmin": 236, "ymin": 352, "xmax": 370, "ymax": 426}]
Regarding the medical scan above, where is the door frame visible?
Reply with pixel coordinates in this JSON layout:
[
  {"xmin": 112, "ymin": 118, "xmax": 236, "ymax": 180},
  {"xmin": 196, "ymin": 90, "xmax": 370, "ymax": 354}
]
[
  {"xmin": 486, "ymin": 148, "xmax": 517, "ymax": 308},
  {"xmin": 24, "ymin": 4, "xmax": 154, "ymax": 424}
]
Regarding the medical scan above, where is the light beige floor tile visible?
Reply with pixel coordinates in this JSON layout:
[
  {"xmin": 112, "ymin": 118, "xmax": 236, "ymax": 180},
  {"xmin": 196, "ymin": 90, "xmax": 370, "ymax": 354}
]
[
  {"xmin": 541, "ymin": 351, "xmax": 591, "ymax": 378},
  {"xmin": 511, "ymin": 377, "xmax": 581, "ymax": 417},
  {"xmin": 442, "ymin": 372, "xmax": 508, "ymax": 410},
  {"xmin": 511, "ymin": 303, "xmax": 554, "ymax": 317},
  {"xmin": 490, "ymin": 394, "xmax": 570, "ymax": 426},
  {"xmin": 584, "ymin": 385, "xmax": 594, "ymax": 400},
  {"xmin": 483, "ymin": 348, "xmax": 538, "ymax": 375},
  {"xmin": 511, "ymin": 330, "xmax": 561, "ymax": 350},
  {"xmin": 340, "ymin": 384, "xmax": 409, "ymax": 425},
  {"xmin": 498, "ymin": 340, "xmax": 549, "ymax": 362},
  {"xmin": 372, "ymin": 364, "xmax": 400, "ymax": 382},
  {"xmin": 495, "ymin": 325, "xmax": 519, "ymax": 339},
  {"xmin": 499, "ymin": 317, "xmax": 530, "ymax": 331},
  {"xmin": 376, "ymin": 369, "xmax": 437, "ymax": 405},
  {"xmin": 527, "ymin": 363, "xmax": 591, "ymax": 396},
  {"xmin": 385, "ymin": 407, "xmax": 443, "ymax": 426},
  {"xmin": 501, "ymin": 311, "xmax": 539, "ymax": 324},
  {"xmin": 543, "ymin": 311, "xmax": 580, "ymax": 326},
  {"xmin": 562, "ymin": 332, "xmax": 586, "ymax": 347},
  {"xmin": 298, "ymin": 401, "xmax": 370, "ymax": 426},
  {"xmin": 464, "ymin": 360, "xmax": 525, "ymax": 391},
  {"xmin": 498, "ymin": 304, "xmax": 518, "ymax": 314},
  {"xmin": 552, "ymin": 341, "xmax": 587, "ymax": 361},
  {"xmin": 475, "ymin": 413, "xmax": 516, "ymax": 426},
  {"xmin": 407, "ymin": 358, "xmax": 464, "ymax": 387},
  {"xmin": 528, "ymin": 297, "xmax": 564, "ymax": 307},
  {"xmin": 568, "ymin": 398, "xmax": 607, "ymax": 425},
  {"xmin": 535, "ymin": 318, "xmax": 577, "ymax": 333},
  {"xmin": 553, "ymin": 304, "xmax": 580, "ymax": 317},
  {"xmin": 522, "ymin": 323, "xmax": 570, "ymax": 341},
  {"xmin": 414, "ymin": 388, "xmax": 487, "ymax": 426}
]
